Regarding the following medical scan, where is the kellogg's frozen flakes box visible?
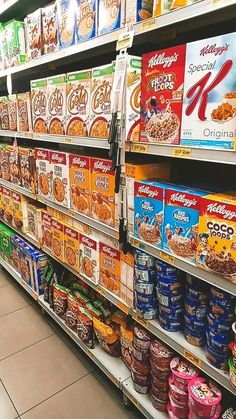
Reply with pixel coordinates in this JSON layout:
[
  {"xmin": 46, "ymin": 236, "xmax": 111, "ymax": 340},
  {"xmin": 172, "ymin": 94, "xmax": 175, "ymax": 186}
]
[
  {"xmin": 98, "ymin": 0, "xmax": 124, "ymax": 35},
  {"xmin": 141, "ymin": 44, "xmax": 186, "ymax": 144},
  {"xmin": 76, "ymin": 0, "xmax": 96, "ymax": 42},
  {"xmin": 181, "ymin": 32, "xmax": 236, "ymax": 149}
]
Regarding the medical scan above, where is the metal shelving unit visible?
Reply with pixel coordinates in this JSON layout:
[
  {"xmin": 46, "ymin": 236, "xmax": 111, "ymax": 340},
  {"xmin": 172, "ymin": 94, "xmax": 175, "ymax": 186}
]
[
  {"xmin": 0, "ymin": 217, "xmax": 40, "ymax": 249},
  {"xmin": 0, "ymin": 178, "xmax": 36, "ymax": 199}
]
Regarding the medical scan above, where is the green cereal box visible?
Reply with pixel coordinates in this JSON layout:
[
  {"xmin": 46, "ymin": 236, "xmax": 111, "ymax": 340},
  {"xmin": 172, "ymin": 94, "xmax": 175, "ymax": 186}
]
[
  {"xmin": 0, "ymin": 26, "xmax": 9, "ymax": 69},
  {"xmin": 5, "ymin": 20, "xmax": 26, "ymax": 67}
]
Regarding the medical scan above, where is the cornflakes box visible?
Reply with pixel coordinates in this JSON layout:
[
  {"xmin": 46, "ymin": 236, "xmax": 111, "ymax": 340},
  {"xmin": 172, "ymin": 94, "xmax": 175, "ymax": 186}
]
[
  {"xmin": 0, "ymin": 96, "xmax": 9, "ymax": 130},
  {"xmin": 98, "ymin": 0, "xmax": 124, "ymax": 35},
  {"xmin": 69, "ymin": 154, "xmax": 90, "ymax": 215},
  {"xmin": 79, "ymin": 233, "xmax": 99, "ymax": 284},
  {"xmin": 126, "ymin": 0, "xmax": 153, "ymax": 24},
  {"xmin": 64, "ymin": 224, "xmax": 80, "ymax": 271},
  {"xmin": 52, "ymin": 218, "xmax": 65, "ymax": 261},
  {"xmin": 134, "ymin": 180, "xmax": 165, "ymax": 248},
  {"xmin": 57, "ymin": 0, "xmax": 76, "ymax": 48},
  {"xmin": 8, "ymin": 94, "xmax": 17, "ymax": 131},
  {"xmin": 11, "ymin": 191, "xmax": 28, "ymax": 232},
  {"xmin": 35, "ymin": 148, "xmax": 52, "ymax": 199},
  {"xmin": 42, "ymin": 3, "xmax": 58, "ymax": 54},
  {"xmin": 16, "ymin": 92, "xmax": 32, "ymax": 132},
  {"xmin": 31, "ymin": 78, "xmax": 48, "ymax": 133},
  {"xmin": 141, "ymin": 44, "xmax": 186, "ymax": 144},
  {"xmin": 90, "ymin": 63, "xmax": 114, "ymax": 139},
  {"xmin": 41, "ymin": 210, "xmax": 52, "ymax": 249},
  {"xmin": 47, "ymin": 74, "xmax": 67, "ymax": 135},
  {"xmin": 126, "ymin": 56, "xmax": 141, "ymax": 142},
  {"xmin": 99, "ymin": 242, "xmax": 121, "ymax": 296},
  {"xmin": 7, "ymin": 145, "xmax": 20, "ymax": 185},
  {"xmin": 27, "ymin": 203, "xmax": 43, "ymax": 242},
  {"xmin": 76, "ymin": 0, "xmax": 97, "ymax": 42},
  {"xmin": 50, "ymin": 151, "xmax": 70, "ymax": 207},
  {"xmin": 163, "ymin": 186, "xmax": 206, "ymax": 263},
  {"xmin": 2, "ymin": 187, "xmax": 13, "ymax": 226},
  {"xmin": 66, "ymin": 70, "xmax": 91, "ymax": 136},
  {"xmin": 5, "ymin": 20, "xmax": 26, "ymax": 67},
  {"xmin": 196, "ymin": 194, "xmax": 236, "ymax": 283},
  {"xmin": 90, "ymin": 157, "xmax": 116, "ymax": 228},
  {"xmin": 18, "ymin": 147, "xmax": 37, "ymax": 194},
  {"xmin": 181, "ymin": 32, "xmax": 236, "ymax": 149},
  {"xmin": 24, "ymin": 9, "xmax": 42, "ymax": 60}
]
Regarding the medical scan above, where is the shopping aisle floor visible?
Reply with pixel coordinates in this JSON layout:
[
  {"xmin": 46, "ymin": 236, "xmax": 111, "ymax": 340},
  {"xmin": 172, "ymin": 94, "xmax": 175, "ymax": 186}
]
[{"xmin": 0, "ymin": 268, "xmax": 144, "ymax": 419}]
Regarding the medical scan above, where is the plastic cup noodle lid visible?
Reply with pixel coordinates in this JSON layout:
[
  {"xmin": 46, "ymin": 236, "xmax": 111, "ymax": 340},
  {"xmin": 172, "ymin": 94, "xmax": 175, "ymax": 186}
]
[
  {"xmin": 170, "ymin": 357, "xmax": 199, "ymax": 381},
  {"xmin": 188, "ymin": 377, "xmax": 222, "ymax": 409}
]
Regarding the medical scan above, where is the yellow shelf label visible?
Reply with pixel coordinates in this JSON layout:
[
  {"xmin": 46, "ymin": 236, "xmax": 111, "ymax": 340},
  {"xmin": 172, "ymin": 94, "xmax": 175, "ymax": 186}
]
[
  {"xmin": 65, "ymin": 137, "xmax": 72, "ymax": 143},
  {"xmin": 141, "ymin": 17, "xmax": 156, "ymax": 33},
  {"xmin": 68, "ymin": 210, "xmax": 75, "ymax": 218},
  {"xmin": 131, "ymin": 143, "xmax": 149, "ymax": 153},
  {"xmin": 116, "ymin": 30, "xmax": 134, "ymax": 50},
  {"xmin": 159, "ymin": 251, "xmax": 175, "ymax": 265},
  {"xmin": 97, "ymin": 285, "xmax": 106, "ymax": 297},
  {"xmin": 211, "ymin": 0, "xmax": 232, "ymax": 9},
  {"xmin": 117, "ymin": 301, "xmax": 130, "ymax": 314},
  {"xmin": 173, "ymin": 147, "xmax": 191, "ymax": 158},
  {"xmin": 184, "ymin": 349, "xmax": 202, "ymax": 368},
  {"xmin": 134, "ymin": 313, "xmax": 148, "ymax": 328}
]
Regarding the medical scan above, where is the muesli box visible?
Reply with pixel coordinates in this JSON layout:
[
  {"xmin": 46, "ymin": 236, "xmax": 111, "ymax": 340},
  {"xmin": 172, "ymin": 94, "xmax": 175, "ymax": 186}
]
[
  {"xmin": 41, "ymin": 210, "xmax": 52, "ymax": 249},
  {"xmin": 24, "ymin": 9, "xmax": 43, "ymax": 60},
  {"xmin": 98, "ymin": 0, "xmax": 124, "ymax": 35},
  {"xmin": 90, "ymin": 63, "xmax": 114, "ymax": 138},
  {"xmin": 7, "ymin": 145, "xmax": 20, "ymax": 185},
  {"xmin": 5, "ymin": 20, "xmax": 26, "ymax": 67},
  {"xmin": 79, "ymin": 233, "xmax": 99, "ymax": 284},
  {"xmin": 35, "ymin": 148, "xmax": 52, "ymax": 199},
  {"xmin": 76, "ymin": 0, "xmax": 96, "ymax": 42},
  {"xmin": 8, "ymin": 94, "xmax": 17, "ymax": 131},
  {"xmin": 42, "ymin": 3, "xmax": 58, "ymax": 54},
  {"xmin": 18, "ymin": 147, "xmax": 37, "ymax": 194},
  {"xmin": 141, "ymin": 44, "xmax": 186, "ymax": 144},
  {"xmin": 125, "ymin": 56, "xmax": 141, "ymax": 142},
  {"xmin": 11, "ymin": 191, "xmax": 28, "ymax": 232},
  {"xmin": 0, "ymin": 96, "xmax": 9, "ymax": 130},
  {"xmin": 52, "ymin": 218, "xmax": 65, "ymax": 261},
  {"xmin": 66, "ymin": 69, "xmax": 91, "ymax": 136},
  {"xmin": 181, "ymin": 32, "xmax": 236, "ymax": 149},
  {"xmin": 57, "ymin": 0, "xmax": 76, "ymax": 48},
  {"xmin": 69, "ymin": 154, "xmax": 90, "ymax": 215},
  {"xmin": 47, "ymin": 74, "xmax": 67, "ymax": 135},
  {"xmin": 16, "ymin": 92, "xmax": 32, "ymax": 132},
  {"xmin": 64, "ymin": 224, "xmax": 80, "ymax": 271},
  {"xmin": 31, "ymin": 78, "xmax": 48, "ymax": 133},
  {"xmin": 50, "ymin": 150, "xmax": 70, "ymax": 207},
  {"xmin": 99, "ymin": 242, "xmax": 121, "ymax": 296}
]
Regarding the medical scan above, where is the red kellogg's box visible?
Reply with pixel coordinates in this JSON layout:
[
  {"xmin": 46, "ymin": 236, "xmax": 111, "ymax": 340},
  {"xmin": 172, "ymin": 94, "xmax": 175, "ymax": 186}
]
[{"xmin": 141, "ymin": 45, "xmax": 186, "ymax": 144}]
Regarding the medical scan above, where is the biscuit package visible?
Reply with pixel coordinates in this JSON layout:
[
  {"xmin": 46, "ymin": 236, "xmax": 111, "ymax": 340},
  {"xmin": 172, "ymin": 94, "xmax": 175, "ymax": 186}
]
[
  {"xmin": 16, "ymin": 92, "xmax": 32, "ymax": 132},
  {"xmin": 66, "ymin": 70, "xmax": 91, "ymax": 136},
  {"xmin": 141, "ymin": 44, "xmax": 186, "ymax": 144},
  {"xmin": 47, "ymin": 74, "xmax": 67, "ymax": 135},
  {"xmin": 98, "ymin": 0, "xmax": 124, "ymax": 35},
  {"xmin": 41, "ymin": 210, "xmax": 52, "ymax": 249},
  {"xmin": 0, "ymin": 96, "xmax": 9, "ymax": 130},
  {"xmin": 76, "ymin": 0, "xmax": 97, "ymax": 42},
  {"xmin": 8, "ymin": 95, "xmax": 17, "ymax": 131},
  {"xmin": 99, "ymin": 242, "xmax": 121, "ymax": 296},
  {"xmin": 69, "ymin": 154, "xmax": 90, "ymax": 215},
  {"xmin": 31, "ymin": 78, "xmax": 48, "ymax": 133},
  {"xmin": 7, "ymin": 145, "xmax": 20, "ymax": 185},
  {"xmin": 57, "ymin": 0, "xmax": 76, "ymax": 48},
  {"xmin": 42, "ymin": 3, "xmax": 58, "ymax": 54},
  {"xmin": 126, "ymin": 0, "xmax": 153, "ymax": 24},
  {"xmin": 18, "ymin": 147, "xmax": 37, "ymax": 194},
  {"xmin": 35, "ymin": 148, "xmax": 52, "ymax": 199},
  {"xmin": 5, "ymin": 20, "xmax": 26, "ymax": 67},
  {"xmin": 50, "ymin": 151, "xmax": 70, "ymax": 207},
  {"xmin": 24, "ymin": 9, "xmax": 43, "ymax": 60},
  {"xmin": 52, "ymin": 218, "xmax": 65, "ymax": 261},
  {"xmin": 64, "ymin": 225, "xmax": 80, "ymax": 271},
  {"xmin": 79, "ymin": 233, "xmax": 99, "ymax": 284},
  {"xmin": 125, "ymin": 56, "xmax": 141, "ymax": 142},
  {"xmin": 90, "ymin": 63, "xmax": 114, "ymax": 138}
]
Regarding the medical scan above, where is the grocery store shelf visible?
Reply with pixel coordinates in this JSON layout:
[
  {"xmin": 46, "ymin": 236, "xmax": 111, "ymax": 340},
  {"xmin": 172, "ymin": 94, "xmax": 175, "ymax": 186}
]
[
  {"xmin": 0, "ymin": 178, "xmax": 36, "ymax": 199},
  {"xmin": 38, "ymin": 296, "xmax": 130, "ymax": 389},
  {"xmin": 133, "ymin": 313, "xmax": 235, "ymax": 395},
  {"xmin": 42, "ymin": 246, "xmax": 131, "ymax": 315},
  {"xmin": 130, "ymin": 236, "xmax": 236, "ymax": 296},
  {"xmin": 0, "ymin": 217, "xmax": 40, "ymax": 249},
  {"xmin": 0, "ymin": 256, "xmax": 38, "ymax": 300}
]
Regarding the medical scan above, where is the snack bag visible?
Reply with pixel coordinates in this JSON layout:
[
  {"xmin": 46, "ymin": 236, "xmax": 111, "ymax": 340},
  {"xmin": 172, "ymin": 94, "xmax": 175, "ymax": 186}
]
[
  {"xmin": 65, "ymin": 293, "xmax": 78, "ymax": 330},
  {"xmin": 53, "ymin": 283, "xmax": 69, "ymax": 317},
  {"xmin": 77, "ymin": 306, "xmax": 94, "ymax": 348},
  {"xmin": 31, "ymin": 78, "xmax": 48, "ymax": 133},
  {"xmin": 120, "ymin": 322, "xmax": 133, "ymax": 368},
  {"xmin": 25, "ymin": 9, "xmax": 43, "ymax": 60},
  {"xmin": 93, "ymin": 317, "xmax": 121, "ymax": 356},
  {"xmin": 42, "ymin": 3, "xmax": 58, "ymax": 54}
]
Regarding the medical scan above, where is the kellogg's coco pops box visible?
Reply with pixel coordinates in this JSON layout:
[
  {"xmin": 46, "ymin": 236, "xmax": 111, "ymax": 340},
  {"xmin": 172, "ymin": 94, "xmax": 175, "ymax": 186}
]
[
  {"xmin": 181, "ymin": 32, "xmax": 236, "ymax": 149},
  {"xmin": 126, "ymin": 56, "xmax": 141, "ymax": 142},
  {"xmin": 47, "ymin": 74, "xmax": 67, "ymax": 135},
  {"xmin": 31, "ymin": 78, "xmax": 48, "ymax": 133},
  {"xmin": 141, "ymin": 45, "xmax": 186, "ymax": 144}
]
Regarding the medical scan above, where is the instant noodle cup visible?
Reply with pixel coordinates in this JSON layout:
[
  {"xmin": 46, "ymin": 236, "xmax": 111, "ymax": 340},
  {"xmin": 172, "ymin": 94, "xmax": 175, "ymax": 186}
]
[
  {"xmin": 170, "ymin": 357, "xmax": 199, "ymax": 391},
  {"xmin": 169, "ymin": 393, "xmax": 189, "ymax": 418},
  {"xmin": 150, "ymin": 359, "xmax": 170, "ymax": 380},
  {"xmin": 169, "ymin": 375, "xmax": 188, "ymax": 404},
  {"xmin": 150, "ymin": 340, "xmax": 174, "ymax": 368},
  {"xmin": 188, "ymin": 377, "xmax": 222, "ymax": 418},
  {"xmin": 151, "ymin": 373, "xmax": 169, "ymax": 390},
  {"xmin": 131, "ymin": 368, "xmax": 149, "ymax": 394},
  {"xmin": 149, "ymin": 387, "xmax": 167, "ymax": 412}
]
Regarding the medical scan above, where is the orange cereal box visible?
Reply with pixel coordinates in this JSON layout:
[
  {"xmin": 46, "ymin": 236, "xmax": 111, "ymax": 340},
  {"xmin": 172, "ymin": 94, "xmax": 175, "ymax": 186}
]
[
  {"xmin": 90, "ymin": 63, "xmax": 114, "ymax": 139},
  {"xmin": 52, "ymin": 218, "xmax": 64, "ymax": 261},
  {"xmin": 16, "ymin": 92, "xmax": 32, "ymax": 132},
  {"xmin": 41, "ymin": 210, "xmax": 52, "ymax": 249},
  {"xmin": 31, "ymin": 78, "xmax": 48, "ymax": 133},
  {"xmin": 66, "ymin": 69, "xmax": 91, "ymax": 136},
  {"xmin": 47, "ymin": 74, "xmax": 67, "ymax": 135},
  {"xmin": 99, "ymin": 242, "xmax": 121, "ymax": 296},
  {"xmin": 35, "ymin": 148, "xmax": 52, "ymax": 199},
  {"xmin": 79, "ymin": 233, "xmax": 99, "ymax": 284},
  {"xmin": 8, "ymin": 94, "xmax": 17, "ymax": 131},
  {"xmin": 64, "ymin": 225, "xmax": 80, "ymax": 271},
  {"xmin": 50, "ymin": 151, "xmax": 70, "ymax": 208},
  {"xmin": 90, "ymin": 157, "xmax": 116, "ymax": 227},
  {"xmin": 69, "ymin": 153, "xmax": 90, "ymax": 216}
]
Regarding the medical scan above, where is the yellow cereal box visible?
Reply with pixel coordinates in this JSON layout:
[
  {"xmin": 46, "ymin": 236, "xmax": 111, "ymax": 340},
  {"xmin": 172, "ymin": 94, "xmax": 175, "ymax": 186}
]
[
  {"xmin": 79, "ymin": 233, "xmax": 99, "ymax": 284},
  {"xmin": 52, "ymin": 218, "xmax": 65, "ymax": 261},
  {"xmin": 66, "ymin": 70, "xmax": 91, "ymax": 136},
  {"xmin": 2, "ymin": 187, "xmax": 13, "ymax": 225},
  {"xmin": 11, "ymin": 191, "xmax": 28, "ymax": 232},
  {"xmin": 47, "ymin": 74, "xmax": 67, "ymax": 135},
  {"xmin": 16, "ymin": 92, "xmax": 32, "ymax": 132},
  {"xmin": 196, "ymin": 193, "xmax": 236, "ymax": 283},
  {"xmin": 126, "ymin": 56, "xmax": 141, "ymax": 142},
  {"xmin": 64, "ymin": 224, "xmax": 80, "ymax": 271},
  {"xmin": 41, "ymin": 210, "xmax": 52, "ymax": 249},
  {"xmin": 31, "ymin": 78, "xmax": 48, "ymax": 133},
  {"xmin": 69, "ymin": 154, "xmax": 90, "ymax": 216},
  {"xmin": 99, "ymin": 242, "xmax": 121, "ymax": 296}
]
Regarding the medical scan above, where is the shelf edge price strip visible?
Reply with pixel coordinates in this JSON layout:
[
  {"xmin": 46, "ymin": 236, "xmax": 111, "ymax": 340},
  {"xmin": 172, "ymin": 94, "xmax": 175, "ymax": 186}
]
[
  {"xmin": 172, "ymin": 147, "xmax": 191, "ymax": 158},
  {"xmin": 131, "ymin": 143, "xmax": 149, "ymax": 153},
  {"xmin": 159, "ymin": 251, "xmax": 175, "ymax": 265},
  {"xmin": 183, "ymin": 349, "xmax": 202, "ymax": 368},
  {"xmin": 141, "ymin": 17, "xmax": 156, "ymax": 33}
]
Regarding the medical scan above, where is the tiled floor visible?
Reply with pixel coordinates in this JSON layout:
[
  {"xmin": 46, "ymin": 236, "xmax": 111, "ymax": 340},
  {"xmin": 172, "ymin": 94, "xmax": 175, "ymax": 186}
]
[{"xmin": 0, "ymin": 268, "xmax": 144, "ymax": 419}]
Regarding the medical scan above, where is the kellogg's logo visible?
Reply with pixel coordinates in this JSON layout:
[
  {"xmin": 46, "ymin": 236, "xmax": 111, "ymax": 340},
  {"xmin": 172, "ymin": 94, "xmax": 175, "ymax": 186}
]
[
  {"xmin": 65, "ymin": 227, "xmax": 77, "ymax": 238},
  {"xmin": 102, "ymin": 245, "xmax": 117, "ymax": 258},
  {"xmin": 200, "ymin": 43, "xmax": 229, "ymax": 57},
  {"xmin": 207, "ymin": 203, "xmax": 236, "ymax": 220},
  {"xmin": 170, "ymin": 193, "xmax": 197, "ymax": 208},
  {"xmin": 37, "ymin": 149, "xmax": 48, "ymax": 159},
  {"xmin": 82, "ymin": 236, "xmax": 95, "ymax": 248},
  {"xmin": 12, "ymin": 192, "xmax": 20, "ymax": 201},
  {"xmin": 148, "ymin": 52, "xmax": 179, "ymax": 69},
  {"xmin": 138, "ymin": 185, "xmax": 159, "ymax": 198},
  {"xmin": 72, "ymin": 156, "xmax": 87, "ymax": 167},
  {"xmin": 51, "ymin": 153, "xmax": 64, "ymax": 163},
  {"xmin": 94, "ymin": 161, "xmax": 111, "ymax": 173}
]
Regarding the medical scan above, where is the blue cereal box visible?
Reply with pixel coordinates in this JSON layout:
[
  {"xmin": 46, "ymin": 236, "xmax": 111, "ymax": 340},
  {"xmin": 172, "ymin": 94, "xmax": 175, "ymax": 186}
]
[
  {"xmin": 163, "ymin": 187, "xmax": 206, "ymax": 263},
  {"xmin": 57, "ymin": 0, "xmax": 76, "ymax": 48},
  {"xmin": 32, "ymin": 251, "xmax": 48, "ymax": 295},
  {"xmin": 76, "ymin": 0, "xmax": 97, "ymax": 42},
  {"xmin": 97, "ymin": 0, "xmax": 124, "ymax": 35},
  {"xmin": 134, "ymin": 180, "xmax": 164, "ymax": 248}
]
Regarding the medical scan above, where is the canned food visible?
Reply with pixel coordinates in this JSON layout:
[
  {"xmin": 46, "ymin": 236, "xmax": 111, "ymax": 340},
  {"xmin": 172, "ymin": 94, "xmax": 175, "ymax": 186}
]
[
  {"xmin": 134, "ymin": 249, "xmax": 155, "ymax": 269},
  {"xmin": 134, "ymin": 266, "xmax": 156, "ymax": 283},
  {"xmin": 205, "ymin": 345, "xmax": 228, "ymax": 370}
]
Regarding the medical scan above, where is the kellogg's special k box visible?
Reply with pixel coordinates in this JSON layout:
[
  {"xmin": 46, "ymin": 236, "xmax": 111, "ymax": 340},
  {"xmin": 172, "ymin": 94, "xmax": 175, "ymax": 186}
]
[{"xmin": 181, "ymin": 32, "xmax": 236, "ymax": 149}]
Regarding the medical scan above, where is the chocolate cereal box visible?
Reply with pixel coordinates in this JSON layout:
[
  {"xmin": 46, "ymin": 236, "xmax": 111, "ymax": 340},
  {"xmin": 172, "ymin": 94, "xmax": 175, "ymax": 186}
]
[
  {"xmin": 16, "ymin": 92, "xmax": 32, "ymax": 132},
  {"xmin": 7, "ymin": 145, "xmax": 20, "ymax": 186},
  {"xmin": 25, "ymin": 9, "xmax": 43, "ymax": 60},
  {"xmin": 76, "ymin": 0, "xmax": 97, "ymax": 42},
  {"xmin": 31, "ymin": 78, "xmax": 48, "ymax": 133},
  {"xmin": 11, "ymin": 191, "xmax": 28, "ymax": 232},
  {"xmin": 141, "ymin": 44, "xmax": 186, "ymax": 144},
  {"xmin": 79, "ymin": 233, "xmax": 99, "ymax": 284},
  {"xmin": 0, "ymin": 96, "xmax": 9, "ymax": 130},
  {"xmin": 8, "ymin": 94, "xmax": 17, "ymax": 131},
  {"xmin": 98, "ymin": 0, "xmax": 124, "ymax": 35},
  {"xmin": 57, "ymin": 0, "xmax": 76, "ymax": 48},
  {"xmin": 181, "ymin": 32, "xmax": 236, "ymax": 149},
  {"xmin": 42, "ymin": 3, "xmax": 58, "ymax": 54},
  {"xmin": 64, "ymin": 224, "xmax": 80, "ymax": 271},
  {"xmin": 47, "ymin": 74, "xmax": 67, "ymax": 135},
  {"xmin": 50, "ymin": 150, "xmax": 70, "ymax": 207},
  {"xmin": 35, "ymin": 148, "xmax": 52, "ymax": 199},
  {"xmin": 2, "ymin": 187, "xmax": 13, "ymax": 225},
  {"xmin": 69, "ymin": 154, "xmax": 90, "ymax": 215},
  {"xmin": 66, "ymin": 70, "xmax": 91, "ymax": 136},
  {"xmin": 126, "ymin": 56, "xmax": 141, "ymax": 142},
  {"xmin": 18, "ymin": 147, "xmax": 37, "ymax": 194}
]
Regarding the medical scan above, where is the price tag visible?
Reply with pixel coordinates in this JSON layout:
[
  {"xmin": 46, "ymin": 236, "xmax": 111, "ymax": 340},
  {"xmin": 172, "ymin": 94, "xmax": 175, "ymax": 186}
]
[
  {"xmin": 159, "ymin": 251, "xmax": 175, "ymax": 265},
  {"xmin": 116, "ymin": 30, "xmax": 134, "ymax": 50},
  {"xmin": 117, "ymin": 301, "xmax": 130, "ymax": 314},
  {"xmin": 68, "ymin": 210, "xmax": 75, "ymax": 218},
  {"xmin": 141, "ymin": 17, "xmax": 156, "ymax": 33},
  {"xmin": 131, "ymin": 143, "xmax": 149, "ymax": 153},
  {"xmin": 97, "ymin": 285, "xmax": 106, "ymax": 297},
  {"xmin": 132, "ymin": 238, "xmax": 140, "ymax": 248},
  {"xmin": 32, "ymin": 292, "xmax": 38, "ymax": 301},
  {"xmin": 173, "ymin": 147, "xmax": 191, "ymax": 158},
  {"xmin": 129, "ymin": 395, "xmax": 140, "ymax": 409},
  {"xmin": 211, "ymin": 0, "xmax": 232, "ymax": 8},
  {"xmin": 184, "ymin": 349, "xmax": 202, "ymax": 368},
  {"xmin": 134, "ymin": 312, "xmax": 148, "ymax": 328},
  {"xmin": 65, "ymin": 137, "xmax": 72, "ymax": 143}
]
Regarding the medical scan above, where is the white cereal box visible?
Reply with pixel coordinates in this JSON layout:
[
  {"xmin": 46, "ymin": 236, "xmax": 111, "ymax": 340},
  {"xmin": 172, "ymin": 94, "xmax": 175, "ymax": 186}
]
[
  {"xmin": 31, "ymin": 78, "xmax": 48, "ymax": 133},
  {"xmin": 35, "ymin": 148, "xmax": 52, "ymax": 199},
  {"xmin": 47, "ymin": 74, "xmax": 67, "ymax": 135},
  {"xmin": 79, "ymin": 233, "xmax": 99, "ymax": 284},
  {"xmin": 25, "ymin": 8, "xmax": 43, "ymax": 60},
  {"xmin": 181, "ymin": 32, "xmax": 236, "ymax": 149},
  {"xmin": 42, "ymin": 3, "xmax": 58, "ymax": 54},
  {"xmin": 50, "ymin": 151, "xmax": 70, "ymax": 208},
  {"xmin": 98, "ymin": 0, "xmax": 124, "ymax": 35},
  {"xmin": 76, "ymin": 0, "xmax": 97, "ymax": 42},
  {"xmin": 126, "ymin": 55, "xmax": 141, "ymax": 142}
]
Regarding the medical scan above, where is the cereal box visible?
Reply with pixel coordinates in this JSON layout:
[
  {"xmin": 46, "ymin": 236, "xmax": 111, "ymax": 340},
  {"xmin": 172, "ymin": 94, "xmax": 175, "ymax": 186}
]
[
  {"xmin": 47, "ymin": 74, "xmax": 67, "ymax": 135},
  {"xmin": 7, "ymin": 145, "xmax": 20, "ymax": 185},
  {"xmin": 134, "ymin": 180, "xmax": 165, "ymax": 248},
  {"xmin": 0, "ymin": 26, "xmax": 9, "ymax": 70},
  {"xmin": 18, "ymin": 147, "xmax": 37, "ymax": 194},
  {"xmin": 41, "ymin": 210, "xmax": 52, "ymax": 249},
  {"xmin": 8, "ymin": 94, "xmax": 17, "ymax": 131},
  {"xmin": 66, "ymin": 69, "xmax": 91, "ymax": 136},
  {"xmin": 52, "ymin": 218, "xmax": 64, "ymax": 260},
  {"xmin": 57, "ymin": 0, "xmax": 76, "ymax": 48},
  {"xmin": 98, "ymin": 0, "xmax": 124, "ymax": 35},
  {"xmin": 0, "ymin": 24, "xmax": 5, "ymax": 70},
  {"xmin": 126, "ymin": 0, "xmax": 153, "ymax": 24},
  {"xmin": 50, "ymin": 150, "xmax": 70, "ymax": 207},
  {"xmin": 197, "ymin": 194, "xmax": 236, "ymax": 282},
  {"xmin": 0, "ymin": 96, "xmax": 9, "ymax": 130},
  {"xmin": 27, "ymin": 202, "xmax": 43, "ymax": 242},
  {"xmin": 5, "ymin": 20, "xmax": 26, "ymax": 67},
  {"xmin": 125, "ymin": 56, "xmax": 141, "ymax": 142},
  {"xmin": 90, "ymin": 63, "xmax": 114, "ymax": 138},
  {"xmin": 0, "ymin": 145, "xmax": 10, "ymax": 181},
  {"xmin": 120, "ymin": 251, "xmax": 134, "ymax": 305},
  {"xmin": 42, "ymin": 3, "xmax": 58, "ymax": 54},
  {"xmin": 99, "ymin": 242, "xmax": 121, "ymax": 296},
  {"xmin": 76, "ymin": 0, "xmax": 96, "ymax": 42},
  {"xmin": 141, "ymin": 44, "xmax": 186, "ymax": 144},
  {"xmin": 64, "ymin": 224, "xmax": 80, "ymax": 271},
  {"xmin": 2, "ymin": 187, "xmax": 13, "ymax": 225},
  {"xmin": 69, "ymin": 154, "xmax": 90, "ymax": 215},
  {"xmin": 24, "ymin": 9, "xmax": 42, "ymax": 60},
  {"xmin": 79, "ymin": 233, "xmax": 99, "ymax": 284},
  {"xmin": 31, "ymin": 78, "xmax": 48, "ymax": 133},
  {"xmin": 35, "ymin": 148, "xmax": 52, "ymax": 199},
  {"xmin": 181, "ymin": 32, "xmax": 236, "ymax": 149},
  {"xmin": 32, "ymin": 251, "xmax": 48, "ymax": 295},
  {"xmin": 11, "ymin": 191, "xmax": 28, "ymax": 232},
  {"xmin": 90, "ymin": 157, "xmax": 116, "ymax": 227},
  {"xmin": 163, "ymin": 187, "xmax": 206, "ymax": 263},
  {"xmin": 0, "ymin": 186, "xmax": 4, "ymax": 218},
  {"xmin": 16, "ymin": 92, "xmax": 32, "ymax": 132}
]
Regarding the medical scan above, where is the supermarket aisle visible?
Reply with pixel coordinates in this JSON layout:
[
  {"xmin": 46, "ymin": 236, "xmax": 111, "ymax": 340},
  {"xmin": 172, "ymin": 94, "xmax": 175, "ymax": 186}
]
[{"xmin": 0, "ymin": 268, "xmax": 143, "ymax": 419}]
